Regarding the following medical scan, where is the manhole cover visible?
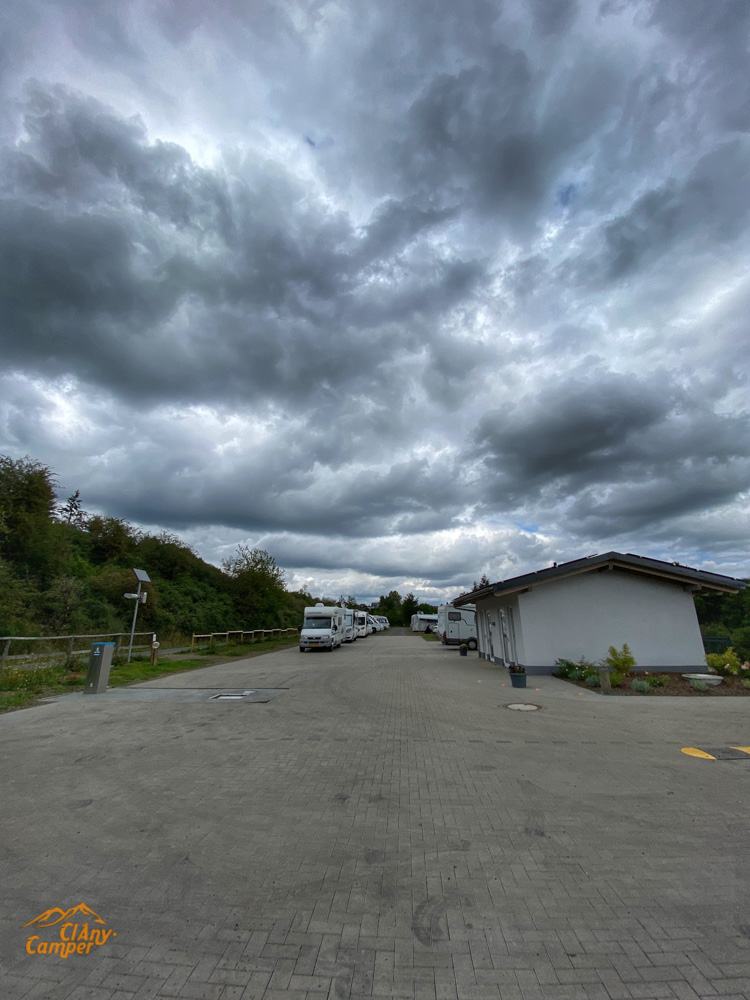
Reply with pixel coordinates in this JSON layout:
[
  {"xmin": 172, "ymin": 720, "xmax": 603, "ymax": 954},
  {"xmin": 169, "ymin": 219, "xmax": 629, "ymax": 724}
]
[{"xmin": 504, "ymin": 703, "xmax": 541, "ymax": 711}]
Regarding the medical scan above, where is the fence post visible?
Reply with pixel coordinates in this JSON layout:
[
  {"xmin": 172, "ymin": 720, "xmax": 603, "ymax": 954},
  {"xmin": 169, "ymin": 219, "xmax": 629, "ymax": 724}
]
[
  {"xmin": 114, "ymin": 635, "xmax": 123, "ymax": 658},
  {"xmin": 66, "ymin": 637, "xmax": 74, "ymax": 668},
  {"xmin": 191, "ymin": 634, "xmax": 196, "ymax": 652},
  {"xmin": 1, "ymin": 638, "xmax": 10, "ymax": 669}
]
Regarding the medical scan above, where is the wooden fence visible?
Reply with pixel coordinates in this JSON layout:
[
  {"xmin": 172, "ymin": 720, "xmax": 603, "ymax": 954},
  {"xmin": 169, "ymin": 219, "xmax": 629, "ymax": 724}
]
[
  {"xmin": 190, "ymin": 628, "xmax": 298, "ymax": 651},
  {"xmin": 1, "ymin": 632, "xmax": 156, "ymax": 669}
]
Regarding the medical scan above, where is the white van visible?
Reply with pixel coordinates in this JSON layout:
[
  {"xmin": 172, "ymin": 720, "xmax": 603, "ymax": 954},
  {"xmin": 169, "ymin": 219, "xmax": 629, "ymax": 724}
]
[
  {"xmin": 355, "ymin": 612, "xmax": 369, "ymax": 638},
  {"xmin": 343, "ymin": 608, "xmax": 357, "ymax": 642},
  {"xmin": 437, "ymin": 603, "xmax": 477, "ymax": 649},
  {"xmin": 367, "ymin": 615, "xmax": 380, "ymax": 632},
  {"xmin": 412, "ymin": 613, "xmax": 439, "ymax": 633},
  {"xmin": 376, "ymin": 616, "xmax": 390, "ymax": 628},
  {"xmin": 299, "ymin": 604, "xmax": 345, "ymax": 652}
]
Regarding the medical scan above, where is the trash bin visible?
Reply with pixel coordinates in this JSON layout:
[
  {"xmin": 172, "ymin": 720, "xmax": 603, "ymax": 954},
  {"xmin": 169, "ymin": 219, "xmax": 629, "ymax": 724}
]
[{"xmin": 84, "ymin": 642, "xmax": 115, "ymax": 695}]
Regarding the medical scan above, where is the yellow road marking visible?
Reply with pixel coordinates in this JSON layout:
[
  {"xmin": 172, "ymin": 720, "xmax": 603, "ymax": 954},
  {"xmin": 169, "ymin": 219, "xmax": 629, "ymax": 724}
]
[
  {"xmin": 681, "ymin": 747, "xmax": 717, "ymax": 759},
  {"xmin": 730, "ymin": 746, "xmax": 750, "ymax": 755}
]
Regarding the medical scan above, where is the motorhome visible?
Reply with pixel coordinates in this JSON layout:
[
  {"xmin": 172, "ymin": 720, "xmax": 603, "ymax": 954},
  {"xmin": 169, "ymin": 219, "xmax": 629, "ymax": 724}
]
[
  {"xmin": 355, "ymin": 611, "xmax": 369, "ymax": 638},
  {"xmin": 437, "ymin": 602, "xmax": 477, "ymax": 649},
  {"xmin": 299, "ymin": 604, "xmax": 345, "ymax": 652},
  {"xmin": 343, "ymin": 608, "xmax": 357, "ymax": 642},
  {"xmin": 375, "ymin": 616, "xmax": 390, "ymax": 628},
  {"xmin": 367, "ymin": 615, "xmax": 381, "ymax": 632},
  {"xmin": 411, "ymin": 613, "xmax": 439, "ymax": 632}
]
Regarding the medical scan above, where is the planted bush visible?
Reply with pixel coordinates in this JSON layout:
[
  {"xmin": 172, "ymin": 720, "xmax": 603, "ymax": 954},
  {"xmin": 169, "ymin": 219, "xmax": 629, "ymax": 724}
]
[
  {"xmin": 604, "ymin": 643, "xmax": 637, "ymax": 673},
  {"xmin": 553, "ymin": 658, "xmax": 577, "ymax": 677},
  {"xmin": 630, "ymin": 679, "xmax": 651, "ymax": 694},
  {"xmin": 689, "ymin": 678, "xmax": 709, "ymax": 692},
  {"xmin": 705, "ymin": 648, "xmax": 746, "ymax": 676}
]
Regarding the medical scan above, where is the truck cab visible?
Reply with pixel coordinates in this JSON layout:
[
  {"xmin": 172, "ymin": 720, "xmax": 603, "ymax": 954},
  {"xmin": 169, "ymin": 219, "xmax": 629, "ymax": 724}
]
[{"xmin": 299, "ymin": 604, "xmax": 345, "ymax": 652}]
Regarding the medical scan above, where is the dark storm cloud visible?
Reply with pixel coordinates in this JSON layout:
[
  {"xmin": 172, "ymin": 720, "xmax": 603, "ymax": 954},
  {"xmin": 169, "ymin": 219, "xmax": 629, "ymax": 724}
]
[
  {"xmin": 0, "ymin": 0, "xmax": 749, "ymax": 588},
  {"xmin": 84, "ymin": 441, "xmax": 466, "ymax": 541},
  {"xmin": 0, "ymin": 83, "xmax": 488, "ymax": 416},
  {"xmin": 471, "ymin": 369, "xmax": 750, "ymax": 518}
]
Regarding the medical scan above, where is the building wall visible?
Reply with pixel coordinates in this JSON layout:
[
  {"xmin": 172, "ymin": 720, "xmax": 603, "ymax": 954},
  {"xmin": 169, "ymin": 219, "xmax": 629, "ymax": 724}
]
[{"xmin": 516, "ymin": 569, "xmax": 706, "ymax": 668}]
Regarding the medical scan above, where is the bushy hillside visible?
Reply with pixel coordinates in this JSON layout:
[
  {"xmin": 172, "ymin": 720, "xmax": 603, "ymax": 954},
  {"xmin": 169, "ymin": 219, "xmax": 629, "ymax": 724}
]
[{"xmin": 0, "ymin": 455, "xmax": 311, "ymax": 641}]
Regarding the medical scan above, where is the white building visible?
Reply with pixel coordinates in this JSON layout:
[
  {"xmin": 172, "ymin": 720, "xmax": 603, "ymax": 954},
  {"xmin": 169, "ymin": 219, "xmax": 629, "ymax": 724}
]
[{"xmin": 452, "ymin": 552, "xmax": 745, "ymax": 674}]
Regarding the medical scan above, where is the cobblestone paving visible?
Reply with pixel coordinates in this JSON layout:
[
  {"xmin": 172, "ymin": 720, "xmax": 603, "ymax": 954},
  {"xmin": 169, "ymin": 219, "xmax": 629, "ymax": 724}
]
[{"xmin": 1, "ymin": 634, "xmax": 749, "ymax": 1000}]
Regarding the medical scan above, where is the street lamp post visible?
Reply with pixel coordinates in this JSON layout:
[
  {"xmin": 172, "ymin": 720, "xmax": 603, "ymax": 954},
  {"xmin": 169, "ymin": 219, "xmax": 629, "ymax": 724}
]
[{"xmin": 125, "ymin": 568, "xmax": 151, "ymax": 662}]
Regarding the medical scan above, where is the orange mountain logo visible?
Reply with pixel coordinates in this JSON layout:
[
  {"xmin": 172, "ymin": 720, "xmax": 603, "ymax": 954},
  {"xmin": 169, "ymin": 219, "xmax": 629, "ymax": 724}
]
[{"xmin": 23, "ymin": 903, "xmax": 116, "ymax": 958}]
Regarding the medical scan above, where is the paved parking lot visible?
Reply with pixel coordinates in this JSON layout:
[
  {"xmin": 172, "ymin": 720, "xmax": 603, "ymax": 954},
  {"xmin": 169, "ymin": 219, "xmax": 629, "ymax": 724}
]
[{"xmin": 1, "ymin": 633, "xmax": 749, "ymax": 1000}]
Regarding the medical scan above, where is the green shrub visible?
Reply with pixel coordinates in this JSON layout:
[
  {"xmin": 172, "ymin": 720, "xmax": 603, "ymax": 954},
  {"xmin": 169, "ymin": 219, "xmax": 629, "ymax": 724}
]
[
  {"xmin": 705, "ymin": 647, "xmax": 742, "ymax": 674},
  {"xmin": 689, "ymin": 678, "xmax": 709, "ymax": 692},
  {"xmin": 609, "ymin": 671, "xmax": 625, "ymax": 687},
  {"xmin": 741, "ymin": 678, "xmax": 750, "ymax": 689},
  {"xmin": 585, "ymin": 673, "xmax": 600, "ymax": 688},
  {"xmin": 605, "ymin": 643, "xmax": 637, "ymax": 673},
  {"xmin": 553, "ymin": 658, "xmax": 577, "ymax": 677},
  {"xmin": 568, "ymin": 668, "xmax": 586, "ymax": 682},
  {"xmin": 643, "ymin": 673, "xmax": 667, "ymax": 688},
  {"xmin": 630, "ymin": 679, "xmax": 651, "ymax": 694}
]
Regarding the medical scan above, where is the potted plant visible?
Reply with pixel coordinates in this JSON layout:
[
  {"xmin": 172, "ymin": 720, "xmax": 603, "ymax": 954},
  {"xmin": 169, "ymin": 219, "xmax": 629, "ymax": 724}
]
[
  {"xmin": 459, "ymin": 643, "xmax": 468, "ymax": 657},
  {"xmin": 508, "ymin": 664, "xmax": 526, "ymax": 688}
]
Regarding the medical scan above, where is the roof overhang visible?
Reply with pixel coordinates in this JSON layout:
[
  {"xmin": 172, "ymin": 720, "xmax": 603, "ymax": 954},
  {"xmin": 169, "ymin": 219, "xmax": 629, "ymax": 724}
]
[{"xmin": 453, "ymin": 551, "xmax": 746, "ymax": 607}]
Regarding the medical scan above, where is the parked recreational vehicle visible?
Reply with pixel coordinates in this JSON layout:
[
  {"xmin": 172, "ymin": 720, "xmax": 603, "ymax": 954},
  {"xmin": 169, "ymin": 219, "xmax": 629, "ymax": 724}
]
[
  {"xmin": 412, "ymin": 613, "xmax": 439, "ymax": 633},
  {"xmin": 344, "ymin": 608, "xmax": 357, "ymax": 642},
  {"xmin": 376, "ymin": 616, "xmax": 390, "ymax": 628},
  {"xmin": 437, "ymin": 603, "xmax": 477, "ymax": 649},
  {"xmin": 299, "ymin": 604, "xmax": 345, "ymax": 652},
  {"xmin": 355, "ymin": 611, "xmax": 369, "ymax": 638}
]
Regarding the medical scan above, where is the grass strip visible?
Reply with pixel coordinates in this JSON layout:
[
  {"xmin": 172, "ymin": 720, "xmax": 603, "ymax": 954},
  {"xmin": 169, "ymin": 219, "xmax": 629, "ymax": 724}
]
[{"xmin": 0, "ymin": 636, "xmax": 298, "ymax": 713}]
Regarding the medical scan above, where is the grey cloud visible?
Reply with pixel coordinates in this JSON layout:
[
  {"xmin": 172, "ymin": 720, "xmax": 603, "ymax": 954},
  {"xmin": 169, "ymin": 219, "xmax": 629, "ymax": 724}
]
[{"xmin": 471, "ymin": 369, "xmax": 750, "ymax": 520}]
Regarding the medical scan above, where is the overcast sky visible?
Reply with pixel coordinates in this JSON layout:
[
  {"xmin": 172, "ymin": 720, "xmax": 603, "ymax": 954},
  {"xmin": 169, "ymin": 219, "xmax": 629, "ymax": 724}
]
[{"xmin": 1, "ymin": 0, "xmax": 748, "ymax": 603}]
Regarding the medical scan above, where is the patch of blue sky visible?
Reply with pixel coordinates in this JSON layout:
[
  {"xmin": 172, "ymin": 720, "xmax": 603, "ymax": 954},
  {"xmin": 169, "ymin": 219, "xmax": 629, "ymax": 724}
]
[{"xmin": 556, "ymin": 183, "xmax": 577, "ymax": 207}]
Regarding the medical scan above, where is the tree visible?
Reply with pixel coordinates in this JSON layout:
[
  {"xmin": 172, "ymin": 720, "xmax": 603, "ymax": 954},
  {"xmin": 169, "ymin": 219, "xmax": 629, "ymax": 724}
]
[
  {"xmin": 402, "ymin": 592, "xmax": 419, "ymax": 624},
  {"xmin": 0, "ymin": 455, "xmax": 64, "ymax": 577},
  {"xmin": 222, "ymin": 546, "xmax": 288, "ymax": 628},
  {"xmin": 56, "ymin": 490, "xmax": 88, "ymax": 527},
  {"xmin": 87, "ymin": 516, "xmax": 138, "ymax": 565}
]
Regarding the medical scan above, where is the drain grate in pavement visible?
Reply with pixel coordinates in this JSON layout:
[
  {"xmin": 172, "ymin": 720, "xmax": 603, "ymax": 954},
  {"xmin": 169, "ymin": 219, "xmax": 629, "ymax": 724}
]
[
  {"xmin": 208, "ymin": 689, "xmax": 287, "ymax": 704},
  {"xmin": 504, "ymin": 703, "xmax": 541, "ymax": 711}
]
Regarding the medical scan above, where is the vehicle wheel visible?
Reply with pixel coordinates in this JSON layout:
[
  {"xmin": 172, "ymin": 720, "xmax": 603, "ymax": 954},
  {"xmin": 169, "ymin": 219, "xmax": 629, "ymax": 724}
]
[
  {"xmin": 467, "ymin": 638, "xmax": 478, "ymax": 650},
  {"xmin": 299, "ymin": 647, "xmax": 305, "ymax": 653}
]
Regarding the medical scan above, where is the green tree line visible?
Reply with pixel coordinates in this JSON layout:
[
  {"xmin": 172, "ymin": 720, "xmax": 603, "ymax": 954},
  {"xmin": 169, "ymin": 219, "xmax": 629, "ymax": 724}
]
[{"xmin": 0, "ymin": 455, "xmax": 315, "ymax": 640}]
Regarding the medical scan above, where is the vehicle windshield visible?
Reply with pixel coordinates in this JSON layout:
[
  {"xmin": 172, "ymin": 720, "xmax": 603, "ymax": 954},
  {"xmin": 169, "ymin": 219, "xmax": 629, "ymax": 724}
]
[{"xmin": 303, "ymin": 617, "xmax": 331, "ymax": 629}]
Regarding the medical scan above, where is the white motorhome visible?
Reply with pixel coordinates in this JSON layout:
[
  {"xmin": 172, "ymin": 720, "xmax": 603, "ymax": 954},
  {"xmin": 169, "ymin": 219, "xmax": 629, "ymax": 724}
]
[
  {"xmin": 299, "ymin": 604, "xmax": 345, "ymax": 652},
  {"xmin": 343, "ymin": 608, "xmax": 357, "ymax": 642},
  {"xmin": 412, "ymin": 613, "xmax": 439, "ymax": 632},
  {"xmin": 355, "ymin": 611, "xmax": 369, "ymax": 638},
  {"xmin": 367, "ymin": 615, "xmax": 380, "ymax": 632},
  {"xmin": 376, "ymin": 616, "xmax": 390, "ymax": 628},
  {"xmin": 437, "ymin": 603, "xmax": 477, "ymax": 649}
]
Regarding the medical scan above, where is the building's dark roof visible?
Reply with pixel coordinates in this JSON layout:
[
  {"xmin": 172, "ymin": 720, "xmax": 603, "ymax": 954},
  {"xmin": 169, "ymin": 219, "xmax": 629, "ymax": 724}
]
[{"xmin": 453, "ymin": 551, "xmax": 746, "ymax": 606}]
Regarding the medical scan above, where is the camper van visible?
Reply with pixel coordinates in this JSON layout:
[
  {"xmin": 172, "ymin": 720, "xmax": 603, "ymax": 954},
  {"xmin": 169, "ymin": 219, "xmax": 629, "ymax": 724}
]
[
  {"xmin": 437, "ymin": 603, "xmax": 477, "ymax": 649},
  {"xmin": 355, "ymin": 611, "xmax": 369, "ymax": 638},
  {"xmin": 299, "ymin": 604, "xmax": 345, "ymax": 652},
  {"xmin": 411, "ymin": 613, "xmax": 439, "ymax": 633},
  {"xmin": 343, "ymin": 608, "xmax": 357, "ymax": 642}
]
